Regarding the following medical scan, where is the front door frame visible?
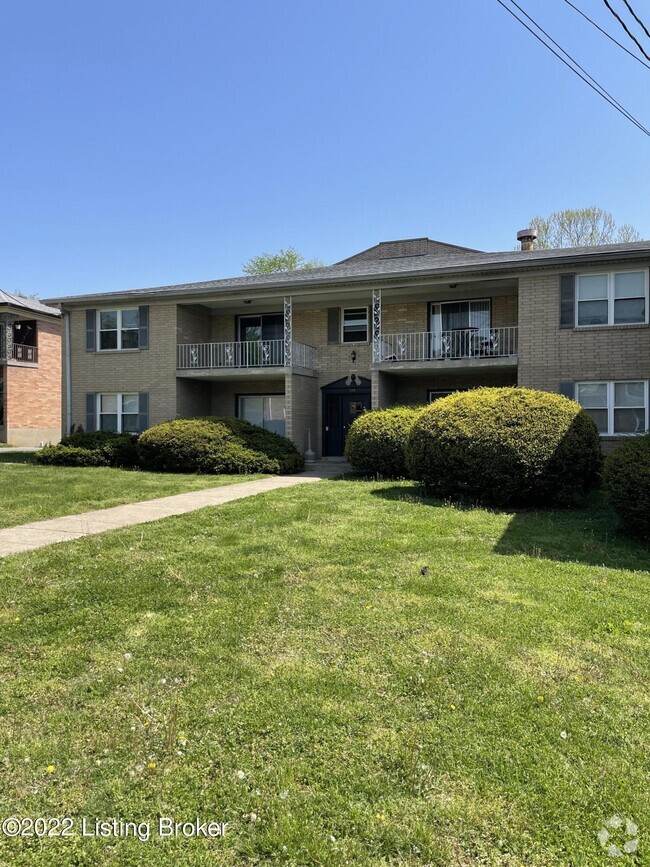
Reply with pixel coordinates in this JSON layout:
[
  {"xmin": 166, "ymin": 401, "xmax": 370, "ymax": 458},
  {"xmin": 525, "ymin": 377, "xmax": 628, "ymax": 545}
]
[{"xmin": 321, "ymin": 376, "xmax": 371, "ymax": 457}]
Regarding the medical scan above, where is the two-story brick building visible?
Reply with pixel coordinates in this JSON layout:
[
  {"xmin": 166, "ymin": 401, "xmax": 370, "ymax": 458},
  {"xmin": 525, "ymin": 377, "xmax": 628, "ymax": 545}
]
[
  {"xmin": 0, "ymin": 291, "xmax": 62, "ymax": 447},
  {"xmin": 47, "ymin": 235, "xmax": 650, "ymax": 457}
]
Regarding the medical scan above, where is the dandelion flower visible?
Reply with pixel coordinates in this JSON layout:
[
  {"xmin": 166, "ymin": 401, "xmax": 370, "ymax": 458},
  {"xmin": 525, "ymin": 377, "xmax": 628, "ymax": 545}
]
[{"xmin": 46, "ymin": 765, "xmax": 55, "ymax": 773}]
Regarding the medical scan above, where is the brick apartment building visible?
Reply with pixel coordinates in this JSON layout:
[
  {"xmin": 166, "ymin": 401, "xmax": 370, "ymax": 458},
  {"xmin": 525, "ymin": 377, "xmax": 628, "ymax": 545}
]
[
  {"xmin": 0, "ymin": 291, "xmax": 62, "ymax": 447},
  {"xmin": 46, "ymin": 235, "xmax": 649, "ymax": 457}
]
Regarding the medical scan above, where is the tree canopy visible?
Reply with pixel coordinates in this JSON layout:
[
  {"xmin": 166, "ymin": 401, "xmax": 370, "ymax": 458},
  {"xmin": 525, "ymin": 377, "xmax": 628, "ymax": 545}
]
[
  {"xmin": 242, "ymin": 247, "xmax": 324, "ymax": 275},
  {"xmin": 528, "ymin": 207, "xmax": 642, "ymax": 249}
]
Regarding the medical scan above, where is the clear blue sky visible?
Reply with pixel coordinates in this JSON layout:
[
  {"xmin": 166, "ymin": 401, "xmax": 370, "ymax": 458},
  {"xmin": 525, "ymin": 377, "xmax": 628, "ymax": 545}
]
[{"xmin": 1, "ymin": 0, "xmax": 649, "ymax": 297}]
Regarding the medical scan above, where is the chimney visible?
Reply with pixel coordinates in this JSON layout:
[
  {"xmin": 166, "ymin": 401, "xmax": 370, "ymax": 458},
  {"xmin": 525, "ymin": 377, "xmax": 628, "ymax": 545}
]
[{"xmin": 517, "ymin": 228, "xmax": 537, "ymax": 251}]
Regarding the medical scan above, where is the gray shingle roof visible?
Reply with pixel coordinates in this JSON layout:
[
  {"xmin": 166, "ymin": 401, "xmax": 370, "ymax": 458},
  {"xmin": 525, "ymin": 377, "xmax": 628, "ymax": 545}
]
[
  {"xmin": 0, "ymin": 290, "xmax": 61, "ymax": 317},
  {"xmin": 45, "ymin": 239, "xmax": 650, "ymax": 305}
]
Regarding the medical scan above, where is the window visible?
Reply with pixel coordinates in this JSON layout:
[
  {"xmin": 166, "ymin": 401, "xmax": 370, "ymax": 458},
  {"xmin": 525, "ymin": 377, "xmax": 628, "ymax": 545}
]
[
  {"xmin": 98, "ymin": 393, "xmax": 140, "ymax": 433},
  {"xmin": 98, "ymin": 309, "xmax": 140, "ymax": 350},
  {"xmin": 577, "ymin": 381, "xmax": 648, "ymax": 436},
  {"xmin": 238, "ymin": 395, "xmax": 285, "ymax": 436},
  {"xmin": 342, "ymin": 308, "xmax": 368, "ymax": 343},
  {"xmin": 428, "ymin": 390, "xmax": 455, "ymax": 402},
  {"xmin": 576, "ymin": 271, "xmax": 648, "ymax": 327}
]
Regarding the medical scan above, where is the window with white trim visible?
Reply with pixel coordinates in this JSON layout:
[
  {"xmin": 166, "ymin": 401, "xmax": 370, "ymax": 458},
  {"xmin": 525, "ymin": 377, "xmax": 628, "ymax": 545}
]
[
  {"xmin": 98, "ymin": 393, "xmax": 140, "ymax": 433},
  {"xmin": 576, "ymin": 271, "xmax": 648, "ymax": 327},
  {"xmin": 577, "ymin": 381, "xmax": 649, "ymax": 435},
  {"xmin": 341, "ymin": 307, "xmax": 368, "ymax": 343},
  {"xmin": 98, "ymin": 309, "xmax": 140, "ymax": 350}
]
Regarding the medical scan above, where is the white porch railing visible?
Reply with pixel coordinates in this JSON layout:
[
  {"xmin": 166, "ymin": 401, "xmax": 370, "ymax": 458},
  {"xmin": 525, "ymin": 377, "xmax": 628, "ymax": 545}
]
[
  {"xmin": 378, "ymin": 326, "xmax": 518, "ymax": 363},
  {"xmin": 177, "ymin": 339, "xmax": 315, "ymax": 370}
]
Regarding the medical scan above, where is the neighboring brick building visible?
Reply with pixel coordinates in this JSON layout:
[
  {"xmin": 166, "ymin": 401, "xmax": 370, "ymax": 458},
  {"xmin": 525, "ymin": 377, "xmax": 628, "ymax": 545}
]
[
  {"xmin": 47, "ymin": 235, "xmax": 650, "ymax": 456},
  {"xmin": 0, "ymin": 291, "xmax": 62, "ymax": 447}
]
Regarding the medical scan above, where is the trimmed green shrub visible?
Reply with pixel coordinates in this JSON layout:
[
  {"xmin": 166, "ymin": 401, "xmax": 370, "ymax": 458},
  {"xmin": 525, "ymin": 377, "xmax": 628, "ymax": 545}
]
[
  {"xmin": 61, "ymin": 430, "xmax": 140, "ymax": 468},
  {"xmin": 37, "ymin": 444, "xmax": 110, "ymax": 467},
  {"xmin": 406, "ymin": 387, "xmax": 602, "ymax": 507},
  {"xmin": 345, "ymin": 405, "xmax": 423, "ymax": 477},
  {"xmin": 603, "ymin": 435, "xmax": 650, "ymax": 539},
  {"xmin": 136, "ymin": 417, "xmax": 304, "ymax": 475}
]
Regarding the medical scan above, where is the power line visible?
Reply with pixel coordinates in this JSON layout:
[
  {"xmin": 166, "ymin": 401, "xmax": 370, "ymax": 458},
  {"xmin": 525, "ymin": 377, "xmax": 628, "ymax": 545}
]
[
  {"xmin": 562, "ymin": 0, "xmax": 650, "ymax": 71},
  {"xmin": 621, "ymin": 0, "xmax": 650, "ymax": 41},
  {"xmin": 602, "ymin": 0, "xmax": 650, "ymax": 61},
  {"xmin": 494, "ymin": 0, "xmax": 650, "ymax": 136},
  {"xmin": 506, "ymin": 0, "xmax": 646, "ymax": 131}
]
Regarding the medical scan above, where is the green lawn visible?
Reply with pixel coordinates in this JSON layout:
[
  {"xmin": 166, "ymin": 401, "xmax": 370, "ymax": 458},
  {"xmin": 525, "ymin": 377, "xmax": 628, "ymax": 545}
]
[
  {"xmin": 0, "ymin": 464, "xmax": 264, "ymax": 528},
  {"xmin": 0, "ymin": 480, "xmax": 648, "ymax": 865}
]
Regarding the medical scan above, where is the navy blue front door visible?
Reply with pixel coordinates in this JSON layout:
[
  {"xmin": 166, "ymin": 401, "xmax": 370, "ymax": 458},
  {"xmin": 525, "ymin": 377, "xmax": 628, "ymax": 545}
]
[{"xmin": 322, "ymin": 378, "xmax": 371, "ymax": 457}]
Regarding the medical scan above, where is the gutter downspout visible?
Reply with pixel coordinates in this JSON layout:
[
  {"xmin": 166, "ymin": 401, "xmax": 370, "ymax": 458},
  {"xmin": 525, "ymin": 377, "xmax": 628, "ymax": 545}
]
[{"xmin": 64, "ymin": 310, "xmax": 72, "ymax": 435}]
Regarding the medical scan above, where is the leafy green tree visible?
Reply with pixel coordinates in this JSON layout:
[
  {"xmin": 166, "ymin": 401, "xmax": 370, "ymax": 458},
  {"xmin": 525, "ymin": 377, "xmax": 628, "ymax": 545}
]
[
  {"xmin": 242, "ymin": 247, "xmax": 324, "ymax": 275},
  {"xmin": 528, "ymin": 207, "xmax": 642, "ymax": 249}
]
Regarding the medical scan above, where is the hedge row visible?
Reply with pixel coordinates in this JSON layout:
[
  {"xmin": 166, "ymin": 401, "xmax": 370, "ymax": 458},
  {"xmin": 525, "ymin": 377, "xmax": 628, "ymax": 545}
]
[{"xmin": 36, "ymin": 418, "xmax": 304, "ymax": 475}]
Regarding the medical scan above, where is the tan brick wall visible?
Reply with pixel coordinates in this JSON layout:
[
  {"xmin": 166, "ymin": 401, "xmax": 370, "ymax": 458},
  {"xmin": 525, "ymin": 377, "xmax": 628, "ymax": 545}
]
[
  {"xmin": 381, "ymin": 301, "xmax": 428, "ymax": 334},
  {"xmin": 5, "ymin": 318, "xmax": 62, "ymax": 445},
  {"xmin": 65, "ymin": 303, "xmax": 178, "ymax": 430},
  {"xmin": 286, "ymin": 373, "xmax": 319, "ymax": 454},
  {"xmin": 518, "ymin": 270, "xmax": 650, "ymax": 391},
  {"xmin": 177, "ymin": 305, "xmax": 212, "ymax": 344},
  {"xmin": 176, "ymin": 378, "xmax": 212, "ymax": 418}
]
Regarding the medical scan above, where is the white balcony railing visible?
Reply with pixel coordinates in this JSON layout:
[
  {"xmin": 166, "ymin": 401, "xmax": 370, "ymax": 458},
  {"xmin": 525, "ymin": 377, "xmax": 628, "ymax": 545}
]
[
  {"xmin": 378, "ymin": 327, "xmax": 518, "ymax": 363},
  {"xmin": 177, "ymin": 339, "xmax": 315, "ymax": 371}
]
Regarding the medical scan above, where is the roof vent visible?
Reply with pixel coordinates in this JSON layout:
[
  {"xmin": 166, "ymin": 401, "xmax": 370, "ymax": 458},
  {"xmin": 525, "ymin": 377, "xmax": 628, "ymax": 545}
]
[{"xmin": 517, "ymin": 228, "xmax": 538, "ymax": 251}]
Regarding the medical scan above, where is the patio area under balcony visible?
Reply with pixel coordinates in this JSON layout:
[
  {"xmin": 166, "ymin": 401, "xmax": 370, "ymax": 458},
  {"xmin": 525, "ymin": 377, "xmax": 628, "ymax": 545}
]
[{"xmin": 176, "ymin": 338, "xmax": 316, "ymax": 379}]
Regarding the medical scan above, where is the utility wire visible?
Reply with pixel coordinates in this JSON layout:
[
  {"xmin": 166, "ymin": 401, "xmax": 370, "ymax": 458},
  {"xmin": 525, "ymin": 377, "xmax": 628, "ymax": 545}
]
[
  {"xmin": 621, "ymin": 0, "xmax": 650, "ymax": 40},
  {"xmin": 562, "ymin": 0, "xmax": 650, "ymax": 71},
  {"xmin": 494, "ymin": 0, "xmax": 650, "ymax": 136},
  {"xmin": 506, "ymin": 0, "xmax": 646, "ymax": 131},
  {"xmin": 602, "ymin": 0, "xmax": 650, "ymax": 61}
]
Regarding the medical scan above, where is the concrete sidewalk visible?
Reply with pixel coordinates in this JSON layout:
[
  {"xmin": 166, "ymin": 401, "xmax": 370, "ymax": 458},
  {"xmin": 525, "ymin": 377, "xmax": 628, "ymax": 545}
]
[{"xmin": 0, "ymin": 462, "xmax": 349, "ymax": 558}]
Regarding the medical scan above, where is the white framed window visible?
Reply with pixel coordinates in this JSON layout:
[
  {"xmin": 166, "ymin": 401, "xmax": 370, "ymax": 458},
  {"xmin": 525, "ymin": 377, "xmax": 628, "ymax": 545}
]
[
  {"xmin": 341, "ymin": 307, "xmax": 369, "ymax": 343},
  {"xmin": 98, "ymin": 309, "xmax": 140, "ymax": 350},
  {"xmin": 577, "ymin": 381, "xmax": 649, "ymax": 436},
  {"xmin": 98, "ymin": 393, "xmax": 140, "ymax": 433},
  {"xmin": 238, "ymin": 394, "xmax": 285, "ymax": 436},
  {"xmin": 576, "ymin": 270, "xmax": 648, "ymax": 327}
]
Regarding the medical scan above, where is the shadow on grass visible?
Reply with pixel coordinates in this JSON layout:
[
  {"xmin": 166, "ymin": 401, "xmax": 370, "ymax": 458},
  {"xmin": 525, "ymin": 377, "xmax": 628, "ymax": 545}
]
[{"xmin": 370, "ymin": 484, "xmax": 650, "ymax": 572}]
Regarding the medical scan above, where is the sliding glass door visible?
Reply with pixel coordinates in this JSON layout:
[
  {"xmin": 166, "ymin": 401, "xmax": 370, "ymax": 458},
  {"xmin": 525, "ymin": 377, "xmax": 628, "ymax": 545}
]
[
  {"xmin": 238, "ymin": 395, "xmax": 286, "ymax": 436},
  {"xmin": 430, "ymin": 300, "xmax": 490, "ymax": 357},
  {"xmin": 238, "ymin": 313, "xmax": 284, "ymax": 366}
]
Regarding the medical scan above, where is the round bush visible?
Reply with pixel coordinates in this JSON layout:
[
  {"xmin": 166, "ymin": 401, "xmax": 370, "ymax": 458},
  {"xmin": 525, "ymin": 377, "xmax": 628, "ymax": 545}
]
[
  {"xmin": 406, "ymin": 387, "xmax": 602, "ymax": 507},
  {"xmin": 136, "ymin": 417, "xmax": 304, "ymax": 475},
  {"xmin": 603, "ymin": 435, "xmax": 650, "ymax": 539},
  {"xmin": 344, "ymin": 405, "xmax": 423, "ymax": 477}
]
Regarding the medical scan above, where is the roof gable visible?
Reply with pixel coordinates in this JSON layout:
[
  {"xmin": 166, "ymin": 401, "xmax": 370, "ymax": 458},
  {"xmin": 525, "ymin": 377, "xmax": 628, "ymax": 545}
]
[{"xmin": 336, "ymin": 237, "xmax": 481, "ymax": 264}]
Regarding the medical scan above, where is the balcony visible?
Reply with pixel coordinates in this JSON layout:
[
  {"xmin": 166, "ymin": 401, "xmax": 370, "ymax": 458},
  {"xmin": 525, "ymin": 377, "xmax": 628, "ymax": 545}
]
[
  {"xmin": 0, "ymin": 343, "xmax": 39, "ymax": 364},
  {"xmin": 375, "ymin": 326, "xmax": 517, "ymax": 369},
  {"xmin": 177, "ymin": 339, "xmax": 315, "ymax": 377}
]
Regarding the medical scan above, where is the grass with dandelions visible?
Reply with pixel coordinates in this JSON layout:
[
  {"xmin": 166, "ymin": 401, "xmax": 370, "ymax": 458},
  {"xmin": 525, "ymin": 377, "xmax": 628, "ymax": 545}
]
[
  {"xmin": 0, "ymin": 463, "xmax": 265, "ymax": 528},
  {"xmin": 0, "ymin": 479, "xmax": 648, "ymax": 865}
]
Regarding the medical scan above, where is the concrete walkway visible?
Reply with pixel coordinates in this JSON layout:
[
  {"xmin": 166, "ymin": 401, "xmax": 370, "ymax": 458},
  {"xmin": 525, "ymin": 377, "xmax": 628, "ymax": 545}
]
[{"xmin": 0, "ymin": 462, "xmax": 349, "ymax": 558}]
